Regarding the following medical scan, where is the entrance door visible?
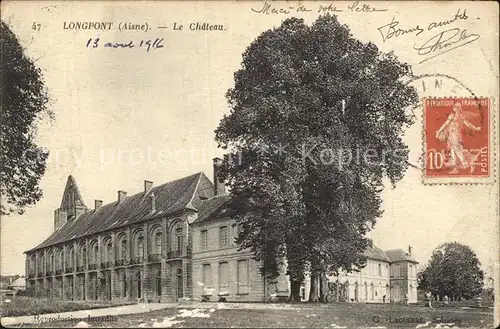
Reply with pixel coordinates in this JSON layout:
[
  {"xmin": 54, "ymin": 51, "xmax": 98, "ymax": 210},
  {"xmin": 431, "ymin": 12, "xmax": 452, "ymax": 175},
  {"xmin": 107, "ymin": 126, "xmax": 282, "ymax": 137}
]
[
  {"xmin": 137, "ymin": 272, "xmax": 142, "ymax": 299},
  {"xmin": 94, "ymin": 277, "xmax": 98, "ymax": 300},
  {"xmin": 107, "ymin": 276, "xmax": 112, "ymax": 300},
  {"xmin": 391, "ymin": 285, "xmax": 401, "ymax": 302},
  {"xmin": 156, "ymin": 269, "xmax": 162, "ymax": 297},
  {"xmin": 81, "ymin": 277, "xmax": 85, "ymax": 300},
  {"xmin": 69, "ymin": 277, "xmax": 74, "ymax": 300},
  {"xmin": 99, "ymin": 277, "xmax": 106, "ymax": 300},
  {"xmin": 176, "ymin": 269, "xmax": 183, "ymax": 300},
  {"xmin": 122, "ymin": 274, "xmax": 127, "ymax": 299}
]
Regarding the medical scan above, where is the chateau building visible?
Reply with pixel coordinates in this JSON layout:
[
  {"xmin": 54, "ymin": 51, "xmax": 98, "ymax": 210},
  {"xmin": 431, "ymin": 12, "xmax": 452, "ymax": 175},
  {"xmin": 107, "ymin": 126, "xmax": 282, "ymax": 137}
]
[
  {"xmin": 25, "ymin": 159, "xmax": 417, "ymax": 303},
  {"xmin": 300, "ymin": 244, "xmax": 418, "ymax": 303}
]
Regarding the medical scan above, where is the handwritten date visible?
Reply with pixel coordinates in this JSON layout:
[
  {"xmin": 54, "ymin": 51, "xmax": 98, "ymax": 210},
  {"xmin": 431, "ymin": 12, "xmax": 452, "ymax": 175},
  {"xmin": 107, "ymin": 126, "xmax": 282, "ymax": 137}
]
[{"xmin": 86, "ymin": 38, "xmax": 164, "ymax": 52}]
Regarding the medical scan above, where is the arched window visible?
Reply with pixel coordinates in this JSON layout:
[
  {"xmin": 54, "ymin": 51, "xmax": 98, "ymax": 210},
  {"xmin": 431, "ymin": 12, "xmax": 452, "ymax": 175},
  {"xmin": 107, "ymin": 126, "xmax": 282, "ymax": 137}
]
[
  {"xmin": 40, "ymin": 253, "xmax": 45, "ymax": 272},
  {"xmin": 59, "ymin": 249, "xmax": 64, "ymax": 270},
  {"xmin": 364, "ymin": 282, "xmax": 368, "ymax": 300},
  {"xmin": 92, "ymin": 244, "xmax": 99, "ymax": 264},
  {"xmin": 49, "ymin": 252, "xmax": 54, "ymax": 271},
  {"xmin": 81, "ymin": 247, "xmax": 86, "ymax": 266},
  {"xmin": 28, "ymin": 255, "xmax": 33, "ymax": 273},
  {"xmin": 137, "ymin": 235, "xmax": 144, "ymax": 260},
  {"xmin": 175, "ymin": 227, "xmax": 183, "ymax": 251},
  {"xmin": 120, "ymin": 239, "xmax": 128, "ymax": 259},
  {"xmin": 67, "ymin": 247, "xmax": 74, "ymax": 268},
  {"xmin": 155, "ymin": 232, "xmax": 162, "ymax": 254},
  {"xmin": 370, "ymin": 283, "xmax": 375, "ymax": 300},
  {"xmin": 105, "ymin": 241, "xmax": 112, "ymax": 262}
]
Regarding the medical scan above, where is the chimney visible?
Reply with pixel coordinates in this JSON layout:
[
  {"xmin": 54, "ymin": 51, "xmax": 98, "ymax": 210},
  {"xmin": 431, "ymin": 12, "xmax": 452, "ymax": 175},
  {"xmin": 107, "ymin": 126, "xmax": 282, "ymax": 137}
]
[
  {"xmin": 149, "ymin": 192, "xmax": 156, "ymax": 213},
  {"xmin": 95, "ymin": 200, "xmax": 103, "ymax": 210},
  {"xmin": 213, "ymin": 157, "xmax": 226, "ymax": 196},
  {"xmin": 54, "ymin": 208, "xmax": 67, "ymax": 231},
  {"xmin": 408, "ymin": 245, "xmax": 413, "ymax": 255},
  {"xmin": 144, "ymin": 180, "xmax": 153, "ymax": 193},
  {"xmin": 118, "ymin": 190, "xmax": 127, "ymax": 203}
]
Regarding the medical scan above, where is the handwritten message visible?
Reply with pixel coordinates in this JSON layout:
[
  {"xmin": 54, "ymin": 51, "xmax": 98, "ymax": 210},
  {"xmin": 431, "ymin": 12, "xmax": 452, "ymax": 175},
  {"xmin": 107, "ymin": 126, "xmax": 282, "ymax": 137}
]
[
  {"xmin": 251, "ymin": 0, "xmax": 387, "ymax": 15},
  {"xmin": 377, "ymin": 9, "xmax": 480, "ymax": 64}
]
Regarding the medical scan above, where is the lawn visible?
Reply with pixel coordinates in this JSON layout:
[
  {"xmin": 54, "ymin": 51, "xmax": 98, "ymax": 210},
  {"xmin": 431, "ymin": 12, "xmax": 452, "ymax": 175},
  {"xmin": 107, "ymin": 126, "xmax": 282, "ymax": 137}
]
[
  {"xmin": 3, "ymin": 302, "xmax": 493, "ymax": 328},
  {"xmin": 0, "ymin": 296, "xmax": 134, "ymax": 317}
]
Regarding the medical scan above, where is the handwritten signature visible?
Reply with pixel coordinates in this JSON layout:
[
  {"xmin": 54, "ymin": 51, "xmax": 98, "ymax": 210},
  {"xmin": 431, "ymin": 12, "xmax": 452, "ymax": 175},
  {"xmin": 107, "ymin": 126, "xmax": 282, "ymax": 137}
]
[{"xmin": 413, "ymin": 28, "xmax": 480, "ymax": 64}]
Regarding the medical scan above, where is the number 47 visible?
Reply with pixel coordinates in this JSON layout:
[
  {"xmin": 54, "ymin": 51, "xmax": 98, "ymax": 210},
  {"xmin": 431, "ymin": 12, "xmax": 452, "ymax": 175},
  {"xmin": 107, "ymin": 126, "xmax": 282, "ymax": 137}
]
[{"xmin": 32, "ymin": 22, "xmax": 41, "ymax": 31}]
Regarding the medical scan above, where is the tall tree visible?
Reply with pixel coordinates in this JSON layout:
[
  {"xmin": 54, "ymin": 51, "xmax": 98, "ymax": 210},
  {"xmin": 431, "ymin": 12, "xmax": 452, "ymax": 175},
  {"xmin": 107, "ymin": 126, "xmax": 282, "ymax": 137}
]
[
  {"xmin": 418, "ymin": 242, "xmax": 484, "ymax": 301},
  {"xmin": 215, "ymin": 15, "xmax": 418, "ymax": 301},
  {"xmin": 1, "ymin": 21, "xmax": 53, "ymax": 215}
]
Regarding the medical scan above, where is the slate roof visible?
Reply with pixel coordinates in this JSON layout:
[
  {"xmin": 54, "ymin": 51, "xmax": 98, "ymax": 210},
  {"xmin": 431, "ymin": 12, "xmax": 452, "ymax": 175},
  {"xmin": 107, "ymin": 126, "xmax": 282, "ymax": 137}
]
[
  {"xmin": 27, "ymin": 172, "xmax": 212, "ymax": 252},
  {"xmin": 363, "ymin": 244, "xmax": 392, "ymax": 263},
  {"xmin": 192, "ymin": 194, "xmax": 232, "ymax": 224},
  {"xmin": 385, "ymin": 249, "xmax": 418, "ymax": 263}
]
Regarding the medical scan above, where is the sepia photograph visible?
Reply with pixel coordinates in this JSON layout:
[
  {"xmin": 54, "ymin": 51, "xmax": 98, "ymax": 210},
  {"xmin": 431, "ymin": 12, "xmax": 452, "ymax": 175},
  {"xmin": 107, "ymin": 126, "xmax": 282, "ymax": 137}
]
[{"xmin": 0, "ymin": 1, "xmax": 498, "ymax": 328}]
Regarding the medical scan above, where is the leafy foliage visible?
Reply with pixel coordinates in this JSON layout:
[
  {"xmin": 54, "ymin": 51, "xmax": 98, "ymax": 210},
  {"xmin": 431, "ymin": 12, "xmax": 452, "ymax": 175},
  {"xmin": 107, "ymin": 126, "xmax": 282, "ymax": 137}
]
[
  {"xmin": 215, "ymin": 15, "xmax": 418, "ymax": 300},
  {"xmin": 0, "ymin": 21, "xmax": 53, "ymax": 215},
  {"xmin": 418, "ymin": 242, "xmax": 484, "ymax": 300}
]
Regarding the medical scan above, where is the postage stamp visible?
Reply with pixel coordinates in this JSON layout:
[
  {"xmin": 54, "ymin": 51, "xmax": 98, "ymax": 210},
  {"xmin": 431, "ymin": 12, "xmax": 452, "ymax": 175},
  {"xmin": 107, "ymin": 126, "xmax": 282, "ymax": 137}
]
[{"xmin": 423, "ymin": 97, "xmax": 494, "ymax": 184}]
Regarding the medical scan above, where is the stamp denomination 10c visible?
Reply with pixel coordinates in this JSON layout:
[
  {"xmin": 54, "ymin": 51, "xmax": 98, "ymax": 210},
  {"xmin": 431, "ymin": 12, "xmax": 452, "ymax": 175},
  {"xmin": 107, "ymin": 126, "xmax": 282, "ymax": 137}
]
[{"xmin": 423, "ymin": 97, "xmax": 494, "ymax": 184}]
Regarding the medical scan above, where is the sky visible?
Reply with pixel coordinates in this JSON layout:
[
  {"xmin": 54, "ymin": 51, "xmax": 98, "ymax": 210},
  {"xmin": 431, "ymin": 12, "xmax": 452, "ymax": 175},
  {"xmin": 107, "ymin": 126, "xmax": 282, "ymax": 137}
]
[{"xmin": 1, "ymin": 1, "xmax": 498, "ymax": 281}]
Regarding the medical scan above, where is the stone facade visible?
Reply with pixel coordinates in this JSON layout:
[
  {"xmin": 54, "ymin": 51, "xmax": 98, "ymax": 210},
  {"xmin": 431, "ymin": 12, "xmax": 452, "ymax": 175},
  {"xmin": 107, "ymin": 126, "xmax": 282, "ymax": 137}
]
[
  {"xmin": 25, "ymin": 213, "xmax": 197, "ymax": 302},
  {"xmin": 25, "ymin": 161, "xmax": 416, "ymax": 304},
  {"xmin": 190, "ymin": 215, "xmax": 277, "ymax": 302},
  {"xmin": 25, "ymin": 171, "xmax": 217, "ymax": 303},
  {"xmin": 300, "ymin": 244, "xmax": 418, "ymax": 304}
]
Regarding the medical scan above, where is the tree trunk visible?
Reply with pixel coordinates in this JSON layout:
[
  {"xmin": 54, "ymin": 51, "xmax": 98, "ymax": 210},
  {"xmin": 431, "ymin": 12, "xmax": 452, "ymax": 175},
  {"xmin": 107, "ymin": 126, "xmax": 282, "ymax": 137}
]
[
  {"xmin": 309, "ymin": 271, "xmax": 319, "ymax": 302},
  {"xmin": 288, "ymin": 280, "xmax": 302, "ymax": 302},
  {"xmin": 319, "ymin": 271, "xmax": 328, "ymax": 303}
]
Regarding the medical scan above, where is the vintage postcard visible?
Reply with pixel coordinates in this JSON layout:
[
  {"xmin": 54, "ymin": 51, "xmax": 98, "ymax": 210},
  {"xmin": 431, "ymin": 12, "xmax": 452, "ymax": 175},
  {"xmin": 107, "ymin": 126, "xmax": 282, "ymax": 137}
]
[{"xmin": 0, "ymin": 1, "xmax": 498, "ymax": 328}]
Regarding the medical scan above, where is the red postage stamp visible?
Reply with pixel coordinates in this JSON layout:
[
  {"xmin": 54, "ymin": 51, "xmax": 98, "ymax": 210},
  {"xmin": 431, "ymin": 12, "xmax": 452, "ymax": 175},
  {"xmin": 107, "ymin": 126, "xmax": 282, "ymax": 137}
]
[{"xmin": 424, "ymin": 97, "xmax": 491, "ymax": 183}]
